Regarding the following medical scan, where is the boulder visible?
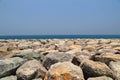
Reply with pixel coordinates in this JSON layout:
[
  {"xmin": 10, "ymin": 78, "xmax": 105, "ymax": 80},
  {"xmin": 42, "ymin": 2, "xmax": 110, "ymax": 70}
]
[
  {"xmin": 42, "ymin": 52, "xmax": 73, "ymax": 69},
  {"xmin": 94, "ymin": 53, "xmax": 120, "ymax": 65},
  {"xmin": 18, "ymin": 43, "xmax": 30, "ymax": 50},
  {"xmin": 33, "ymin": 78, "xmax": 42, "ymax": 80},
  {"xmin": 45, "ymin": 62, "xmax": 84, "ymax": 80},
  {"xmin": 66, "ymin": 48, "xmax": 81, "ymax": 55},
  {"xmin": 16, "ymin": 60, "xmax": 47, "ymax": 80},
  {"xmin": 109, "ymin": 61, "xmax": 120, "ymax": 80},
  {"xmin": 98, "ymin": 49, "xmax": 117, "ymax": 54},
  {"xmin": 0, "ymin": 76, "xmax": 17, "ymax": 80},
  {"xmin": 82, "ymin": 45, "xmax": 96, "ymax": 52},
  {"xmin": 13, "ymin": 49, "xmax": 44, "ymax": 61},
  {"xmin": 57, "ymin": 45, "xmax": 70, "ymax": 52},
  {"xmin": 0, "ymin": 49, "xmax": 7, "ymax": 53},
  {"xmin": 113, "ymin": 47, "xmax": 120, "ymax": 51},
  {"xmin": 81, "ymin": 60, "xmax": 115, "ymax": 79},
  {"xmin": 72, "ymin": 52, "xmax": 93, "ymax": 66},
  {"xmin": 0, "ymin": 57, "xmax": 26, "ymax": 78},
  {"xmin": 87, "ymin": 76, "xmax": 113, "ymax": 80}
]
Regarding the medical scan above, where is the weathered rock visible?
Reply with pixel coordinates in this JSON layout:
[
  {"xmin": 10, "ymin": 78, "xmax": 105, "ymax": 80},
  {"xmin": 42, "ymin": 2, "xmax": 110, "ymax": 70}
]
[
  {"xmin": 87, "ymin": 40, "xmax": 99, "ymax": 45},
  {"xmin": 87, "ymin": 76, "xmax": 113, "ymax": 80},
  {"xmin": 0, "ymin": 57, "xmax": 26, "ymax": 78},
  {"xmin": 65, "ymin": 40, "xmax": 74, "ymax": 46},
  {"xmin": 2, "ymin": 52, "xmax": 15, "ymax": 59},
  {"xmin": 18, "ymin": 43, "xmax": 30, "ymax": 50},
  {"xmin": 13, "ymin": 49, "xmax": 44, "ymax": 61},
  {"xmin": 113, "ymin": 47, "xmax": 120, "ymax": 51},
  {"xmin": 0, "ymin": 49, "xmax": 7, "ymax": 53},
  {"xmin": 109, "ymin": 61, "xmax": 120, "ymax": 80},
  {"xmin": 16, "ymin": 60, "xmax": 47, "ymax": 80},
  {"xmin": 42, "ymin": 52, "xmax": 73, "ymax": 69},
  {"xmin": 69, "ymin": 45, "xmax": 81, "ymax": 49},
  {"xmin": 33, "ymin": 78, "xmax": 42, "ymax": 80},
  {"xmin": 81, "ymin": 60, "xmax": 115, "ymax": 79},
  {"xmin": 0, "ymin": 76, "xmax": 17, "ymax": 80},
  {"xmin": 82, "ymin": 45, "xmax": 96, "ymax": 52},
  {"xmin": 7, "ymin": 47, "xmax": 18, "ymax": 51},
  {"xmin": 57, "ymin": 45, "xmax": 70, "ymax": 52},
  {"xmin": 94, "ymin": 53, "xmax": 120, "ymax": 65},
  {"xmin": 72, "ymin": 52, "xmax": 93, "ymax": 66},
  {"xmin": 98, "ymin": 49, "xmax": 117, "ymax": 54},
  {"xmin": 99, "ymin": 39, "xmax": 111, "ymax": 44},
  {"xmin": 45, "ymin": 62, "xmax": 84, "ymax": 80},
  {"xmin": 66, "ymin": 48, "xmax": 81, "ymax": 55}
]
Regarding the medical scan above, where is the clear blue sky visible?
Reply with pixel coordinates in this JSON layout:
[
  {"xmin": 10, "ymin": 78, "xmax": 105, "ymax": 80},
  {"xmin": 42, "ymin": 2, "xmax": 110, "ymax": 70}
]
[{"xmin": 0, "ymin": 0, "xmax": 120, "ymax": 35}]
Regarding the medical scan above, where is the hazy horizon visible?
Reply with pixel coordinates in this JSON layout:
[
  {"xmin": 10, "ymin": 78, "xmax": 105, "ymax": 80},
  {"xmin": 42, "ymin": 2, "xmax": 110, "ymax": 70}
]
[{"xmin": 0, "ymin": 0, "xmax": 120, "ymax": 35}]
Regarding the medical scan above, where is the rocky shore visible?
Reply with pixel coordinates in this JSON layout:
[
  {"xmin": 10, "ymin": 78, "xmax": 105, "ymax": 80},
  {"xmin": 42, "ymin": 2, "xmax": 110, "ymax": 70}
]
[{"xmin": 0, "ymin": 39, "xmax": 120, "ymax": 80}]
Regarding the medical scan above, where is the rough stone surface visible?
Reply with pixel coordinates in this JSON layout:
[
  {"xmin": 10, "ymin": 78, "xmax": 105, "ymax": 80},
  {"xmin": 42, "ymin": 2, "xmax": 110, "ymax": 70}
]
[
  {"xmin": 0, "ymin": 39, "xmax": 120, "ymax": 80},
  {"xmin": 45, "ymin": 62, "xmax": 84, "ymax": 80},
  {"xmin": 42, "ymin": 52, "xmax": 73, "ymax": 69},
  {"xmin": 81, "ymin": 60, "xmax": 115, "ymax": 79},
  {"xmin": 87, "ymin": 76, "xmax": 113, "ymax": 80},
  {"xmin": 33, "ymin": 78, "xmax": 43, "ymax": 80},
  {"xmin": 0, "ymin": 57, "xmax": 26, "ymax": 78},
  {"xmin": 94, "ymin": 53, "xmax": 120, "ymax": 65},
  {"xmin": 0, "ymin": 76, "xmax": 17, "ymax": 80},
  {"xmin": 16, "ymin": 60, "xmax": 47, "ymax": 80},
  {"xmin": 109, "ymin": 61, "xmax": 120, "ymax": 80},
  {"xmin": 13, "ymin": 49, "xmax": 44, "ymax": 61},
  {"xmin": 72, "ymin": 52, "xmax": 93, "ymax": 66}
]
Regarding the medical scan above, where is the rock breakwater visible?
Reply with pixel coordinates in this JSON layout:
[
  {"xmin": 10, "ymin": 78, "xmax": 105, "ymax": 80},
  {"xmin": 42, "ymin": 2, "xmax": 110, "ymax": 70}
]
[{"xmin": 0, "ymin": 39, "xmax": 120, "ymax": 80}]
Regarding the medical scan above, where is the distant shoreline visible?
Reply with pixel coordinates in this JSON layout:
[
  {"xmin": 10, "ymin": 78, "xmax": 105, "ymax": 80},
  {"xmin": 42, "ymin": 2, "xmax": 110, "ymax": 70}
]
[{"xmin": 0, "ymin": 35, "xmax": 120, "ymax": 39}]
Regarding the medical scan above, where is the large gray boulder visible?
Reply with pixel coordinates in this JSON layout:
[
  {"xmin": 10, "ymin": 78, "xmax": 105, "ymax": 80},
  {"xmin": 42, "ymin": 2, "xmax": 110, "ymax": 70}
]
[
  {"xmin": 45, "ymin": 62, "xmax": 84, "ymax": 80},
  {"xmin": 13, "ymin": 49, "xmax": 44, "ymax": 61},
  {"xmin": 87, "ymin": 76, "xmax": 113, "ymax": 80},
  {"xmin": 16, "ymin": 60, "xmax": 47, "ymax": 80},
  {"xmin": 109, "ymin": 61, "xmax": 120, "ymax": 80},
  {"xmin": 42, "ymin": 52, "xmax": 73, "ymax": 69},
  {"xmin": 81, "ymin": 60, "xmax": 115, "ymax": 79},
  {"xmin": 0, "ymin": 76, "xmax": 17, "ymax": 80},
  {"xmin": 0, "ymin": 57, "xmax": 26, "ymax": 78}
]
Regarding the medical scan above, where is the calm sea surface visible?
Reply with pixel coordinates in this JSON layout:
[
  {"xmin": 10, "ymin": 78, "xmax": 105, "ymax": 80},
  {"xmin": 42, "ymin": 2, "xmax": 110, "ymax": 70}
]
[{"xmin": 0, "ymin": 35, "xmax": 120, "ymax": 39}]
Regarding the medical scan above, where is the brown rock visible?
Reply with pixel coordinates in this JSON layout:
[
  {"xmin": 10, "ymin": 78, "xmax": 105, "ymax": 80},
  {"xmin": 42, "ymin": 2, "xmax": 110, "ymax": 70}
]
[
  {"xmin": 82, "ymin": 45, "xmax": 96, "ymax": 52},
  {"xmin": 45, "ymin": 62, "xmax": 84, "ymax": 80},
  {"xmin": 81, "ymin": 60, "xmax": 115, "ymax": 79},
  {"xmin": 113, "ymin": 47, "xmax": 120, "ymax": 51},
  {"xmin": 94, "ymin": 53, "xmax": 120, "ymax": 65},
  {"xmin": 0, "ymin": 49, "xmax": 7, "ymax": 53},
  {"xmin": 16, "ymin": 60, "xmax": 47, "ymax": 80},
  {"xmin": 87, "ymin": 76, "xmax": 113, "ymax": 80},
  {"xmin": 109, "ymin": 61, "xmax": 120, "ymax": 80}
]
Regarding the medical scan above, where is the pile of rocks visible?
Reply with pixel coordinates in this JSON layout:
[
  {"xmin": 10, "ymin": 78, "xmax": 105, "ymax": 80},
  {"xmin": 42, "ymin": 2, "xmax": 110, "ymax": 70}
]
[{"xmin": 0, "ymin": 39, "xmax": 120, "ymax": 80}]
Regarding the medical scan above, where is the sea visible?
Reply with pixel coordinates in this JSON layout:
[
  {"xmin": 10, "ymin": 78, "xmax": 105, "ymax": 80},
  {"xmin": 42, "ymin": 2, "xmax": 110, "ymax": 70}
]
[{"xmin": 0, "ymin": 35, "xmax": 120, "ymax": 39}]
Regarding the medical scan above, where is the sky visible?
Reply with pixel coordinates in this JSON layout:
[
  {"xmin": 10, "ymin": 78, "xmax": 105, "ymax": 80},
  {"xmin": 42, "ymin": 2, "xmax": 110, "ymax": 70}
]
[{"xmin": 0, "ymin": 0, "xmax": 120, "ymax": 35}]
